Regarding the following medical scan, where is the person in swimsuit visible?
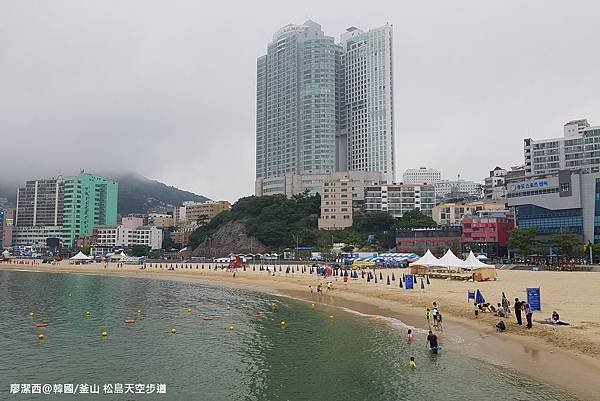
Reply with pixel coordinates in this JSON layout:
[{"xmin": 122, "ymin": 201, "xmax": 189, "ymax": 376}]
[
  {"xmin": 408, "ymin": 356, "xmax": 416, "ymax": 368},
  {"xmin": 407, "ymin": 329, "xmax": 414, "ymax": 344}
]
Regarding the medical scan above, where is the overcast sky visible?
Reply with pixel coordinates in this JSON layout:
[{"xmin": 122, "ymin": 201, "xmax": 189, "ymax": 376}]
[{"xmin": 1, "ymin": 0, "xmax": 599, "ymax": 201}]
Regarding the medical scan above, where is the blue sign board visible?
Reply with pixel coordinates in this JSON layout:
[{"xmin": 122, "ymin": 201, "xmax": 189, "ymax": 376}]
[
  {"xmin": 515, "ymin": 180, "xmax": 550, "ymax": 191},
  {"xmin": 405, "ymin": 275, "xmax": 414, "ymax": 290},
  {"xmin": 526, "ymin": 287, "xmax": 541, "ymax": 312}
]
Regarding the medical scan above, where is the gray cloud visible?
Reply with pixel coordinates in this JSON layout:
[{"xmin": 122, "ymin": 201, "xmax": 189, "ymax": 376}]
[{"xmin": 1, "ymin": 0, "xmax": 599, "ymax": 201}]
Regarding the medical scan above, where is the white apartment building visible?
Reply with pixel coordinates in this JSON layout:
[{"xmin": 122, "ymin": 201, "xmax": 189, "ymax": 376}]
[
  {"xmin": 524, "ymin": 119, "xmax": 600, "ymax": 175},
  {"xmin": 402, "ymin": 167, "xmax": 442, "ymax": 184},
  {"xmin": 364, "ymin": 184, "xmax": 435, "ymax": 218},
  {"xmin": 93, "ymin": 216, "xmax": 163, "ymax": 250},
  {"xmin": 434, "ymin": 179, "xmax": 483, "ymax": 199}
]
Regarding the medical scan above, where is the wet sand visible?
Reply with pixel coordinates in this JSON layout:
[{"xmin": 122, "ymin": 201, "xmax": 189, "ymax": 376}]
[{"xmin": 2, "ymin": 261, "xmax": 600, "ymax": 400}]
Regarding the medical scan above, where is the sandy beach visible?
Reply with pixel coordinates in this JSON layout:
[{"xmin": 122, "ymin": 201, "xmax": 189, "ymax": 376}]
[{"xmin": 2, "ymin": 261, "xmax": 600, "ymax": 400}]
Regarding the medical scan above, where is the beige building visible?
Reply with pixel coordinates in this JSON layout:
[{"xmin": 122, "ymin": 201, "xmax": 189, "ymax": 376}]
[
  {"xmin": 255, "ymin": 171, "xmax": 383, "ymax": 201},
  {"xmin": 319, "ymin": 176, "xmax": 353, "ymax": 230},
  {"xmin": 432, "ymin": 200, "xmax": 508, "ymax": 226},
  {"xmin": 185, "ymin": 201, "xmax": 230, "ymax": 224},
  {"xmin": 147, "ymin": 213, "xmax": 174, "ymax": 228}
]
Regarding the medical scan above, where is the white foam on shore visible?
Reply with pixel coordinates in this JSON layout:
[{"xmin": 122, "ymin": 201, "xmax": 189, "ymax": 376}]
[{"xmin": 337, "ymin": 306, "xmax": 429, "ymax": 335}]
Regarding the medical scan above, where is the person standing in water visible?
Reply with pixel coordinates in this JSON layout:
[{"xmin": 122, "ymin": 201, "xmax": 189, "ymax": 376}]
[
  {"xmin": 426, "ymin": 330, "xmax": 439, "ymax": 354},
  {"xmin": 408, "ymin": 356, "xmax": 416, "ymax": 368},
  {"xmin": 407, "ymin": 329, "xmax": 414, "ymax": 344}
]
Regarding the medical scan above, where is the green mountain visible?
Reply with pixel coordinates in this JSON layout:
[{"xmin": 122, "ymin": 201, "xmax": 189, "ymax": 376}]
[
  {"xmin": 103, "ymin": 172, "xmax": 210, "ymax": 215},
  {"xmin": 0, "ymin": 172, "xmax": 209, "ymax": 215}
]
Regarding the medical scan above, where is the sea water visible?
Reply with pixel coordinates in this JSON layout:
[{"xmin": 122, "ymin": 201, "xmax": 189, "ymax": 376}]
[{"xmin": 0, "ymin": 270, "xmax": 578, "ymax": 400}]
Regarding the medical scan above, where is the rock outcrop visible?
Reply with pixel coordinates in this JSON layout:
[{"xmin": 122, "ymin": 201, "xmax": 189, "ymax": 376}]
[{"xmin": 191, "ymin": 221, "xmax": 266, "ymax": 257}]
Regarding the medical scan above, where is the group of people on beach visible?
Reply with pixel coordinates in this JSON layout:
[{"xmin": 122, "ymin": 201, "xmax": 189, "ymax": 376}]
[
  {"xmin": 426, "ymin": 302, "xmax": 443, "ymax": 333},
  {"xmin": 404, "ymin": 302, "xmax": 442, "ymax": 369}
]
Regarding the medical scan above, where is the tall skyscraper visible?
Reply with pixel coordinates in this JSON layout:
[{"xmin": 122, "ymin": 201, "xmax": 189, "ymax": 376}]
[
  {"xmin": 255, "ymin": 21, "xmax": 395, "ymax": 194},
  {"xmin": 256, "ymin": 21, "xmax": 341, "ymax": 181},
  {"xmin": 15, "ymin": 179, "xmax": 64, "ymax": 227},
  {"xmin": 340, "ymin": 25, "xmax": 395, "ymax": 182}
]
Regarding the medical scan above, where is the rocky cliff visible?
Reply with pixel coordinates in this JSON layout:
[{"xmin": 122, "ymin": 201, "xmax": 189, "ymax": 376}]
[{"xmin": 191, "ymin": 221, "xmax": 267, "ymax": 256}]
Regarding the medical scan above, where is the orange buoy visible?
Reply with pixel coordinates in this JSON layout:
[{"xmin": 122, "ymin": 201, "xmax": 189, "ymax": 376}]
[
  {"xmin": 36, "ymin": 323, "xmax": 48, "ymax": 328},
  {"xmin": 203, "ymin": 315, "xmax": 214, "ymax": 321},
  {"xmin": 124, "ymin": 319, "xmax": 135, "ymax": 324}
]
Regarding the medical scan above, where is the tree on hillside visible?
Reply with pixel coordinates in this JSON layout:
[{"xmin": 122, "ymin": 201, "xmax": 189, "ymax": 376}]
[
  {"xmin": 356, "ymin": 212, "xmax": 395, "ymax": 233},
  {"xmin": 507, "ymin": 227, "xmax": 538, "ymax": 258},
  {"xmin": 395, "ymin": 209, "xmax": 437, "ymax": 229},
  {"xmin": 129, "ymin": 245, "xmax": 149, "ymax": 257},
  {"xmin": 550, "ymin": 230, "xmax": 581, "ymax": 262}
]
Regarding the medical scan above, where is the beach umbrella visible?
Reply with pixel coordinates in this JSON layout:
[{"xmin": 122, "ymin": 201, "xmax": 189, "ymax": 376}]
[
  {"xmin": 475, "ymin": 289, "xmax": 486, "ymax": 305},
  {"xmin": 426, "ymin": 275, "xmax": 430, "ymax": 285},
  {"xmin": 420, "ymin": 278, "xmax": 425, "ymax": 290},
  {"xmin": 392, "ymin": 273, "xmax": 395, "ymax": 281},
  {"xmin": 386, "ymin": 275, "xmax": 390, "ymax": 285}
]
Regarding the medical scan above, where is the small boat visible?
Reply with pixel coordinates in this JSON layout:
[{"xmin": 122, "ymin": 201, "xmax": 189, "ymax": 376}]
[
  {"xmin": 203, "ymin": 315, "xmax": 214, "ymax": 321},
  {"xmin": 35, "ymin": 323, "xmax": 48, "ymax": 328},
  {"xmin": 124, "ymin": 319, "xmax": 135, "ymax": 324}
]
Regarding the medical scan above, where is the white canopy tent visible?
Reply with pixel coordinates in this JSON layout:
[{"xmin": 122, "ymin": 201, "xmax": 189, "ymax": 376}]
[
  {"xmin": 463, "ymin": 251, "xmax": 497, "ymax": 281},
  {"xmin": 461, "ymin": 251, "xmax": 495, "ymax": 271},
  {"xmin": 69, "ymin": 251, "xmax": 91, "ymax": 261},
  {"xmin": 410, "ymin": 249, "xmax": 440, "ymax": 267},
  {"xmin": 435, "ymin": 249, "xmax": 465, "ymax": 269}
]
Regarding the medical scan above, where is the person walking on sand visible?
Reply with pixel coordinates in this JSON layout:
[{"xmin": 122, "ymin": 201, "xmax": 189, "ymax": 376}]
[
  {"xmin": 514, "ymin": 298, "xmax": 523, "ymax": 325},
  {"xmin": 525, "ymin": 303, "xmax": 533, "ymax": 329}
]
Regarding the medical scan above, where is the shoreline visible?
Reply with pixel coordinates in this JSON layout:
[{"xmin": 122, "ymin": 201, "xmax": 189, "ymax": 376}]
[{"xmin": 2, "ymin": 262, "xmax": 600, "ymax": 400}]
